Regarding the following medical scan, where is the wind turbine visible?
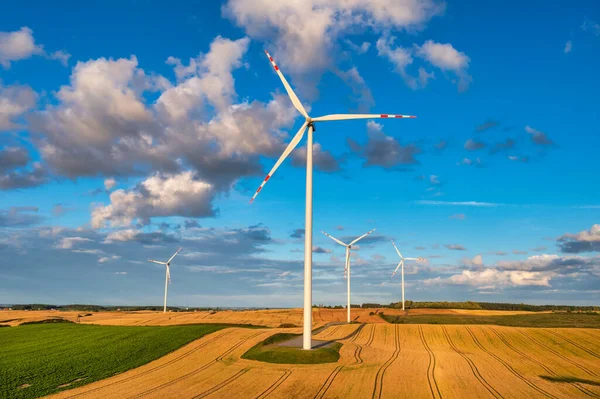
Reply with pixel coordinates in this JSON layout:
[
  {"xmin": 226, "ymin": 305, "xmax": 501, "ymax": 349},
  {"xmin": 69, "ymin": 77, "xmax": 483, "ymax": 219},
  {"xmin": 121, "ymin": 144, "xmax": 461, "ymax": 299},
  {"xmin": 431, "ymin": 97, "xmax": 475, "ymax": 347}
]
[
  {"xmin": 148, "ymin": 247, "xmax": 182, "ymax": 313},
  {"xmin": 391, "ymin": 241, "xmax": 423, "ymax": 311},
  {"xmin": 251, "ymin": 50, "xmax": 416, "ymax": 350},
  {"xmin": 322, "ymin": 229, "xmax": 375, "ymax": 323}
]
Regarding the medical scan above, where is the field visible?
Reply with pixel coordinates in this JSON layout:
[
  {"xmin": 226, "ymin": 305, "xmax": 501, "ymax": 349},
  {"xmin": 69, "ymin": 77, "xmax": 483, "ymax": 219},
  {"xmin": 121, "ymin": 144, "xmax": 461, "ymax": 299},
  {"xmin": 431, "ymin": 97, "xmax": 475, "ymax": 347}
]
[
  {"xmin": 0, "ymin": 323, "xmax": 228, "ymax": 399},
  {"xmin": 1, "ymin": 309, "xmax": 600, "ymax": 398}
]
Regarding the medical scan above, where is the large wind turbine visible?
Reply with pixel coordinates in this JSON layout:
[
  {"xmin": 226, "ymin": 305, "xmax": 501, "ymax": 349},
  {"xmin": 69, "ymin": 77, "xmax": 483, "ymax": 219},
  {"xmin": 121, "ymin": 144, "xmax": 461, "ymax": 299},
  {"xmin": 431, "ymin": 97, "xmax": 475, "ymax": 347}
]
[
  {"xmin": 391, "ymin": 241, "xmax": 423, "ymax": 311},
  {"xmin": 148, "ymin": 247, "xmax": 182, "ymax": 313},
  {"xmin": 251, "ymin": 50, "xmax": 416, "ymax": 350},
  {"xmin": 322, "ymin": 229, "xmax": 375, "ymax": 323}
]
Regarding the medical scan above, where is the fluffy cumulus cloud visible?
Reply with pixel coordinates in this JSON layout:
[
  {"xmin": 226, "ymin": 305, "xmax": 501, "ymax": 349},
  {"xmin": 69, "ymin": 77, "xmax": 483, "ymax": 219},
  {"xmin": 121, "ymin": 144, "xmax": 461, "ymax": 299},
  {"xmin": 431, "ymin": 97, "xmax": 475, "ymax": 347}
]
[
  {"xmin": 92, "ymin": 171, "xmax": 217, "ymax": 228},
  {"xmin": 0, "ymin": 27, "xmax": 42, "ymax": 68},
  {"xmin": 415, "ymin": 40, "xmax": 472, "ymax": 91},
  {"xmin": 0, "ymin": 27, "xmax": 69, "ymax": 68},
  {"xmin": 0, "ymin": 84, "xmax": 38, "ymax": 131},
  {"xmin": 348, "ymin": 121, "xmax": 421, "ymax": 169},
  {"xmin": 558, "ymin": 224, "xmax": 600, "ymax": 253},
  {"xmin": 223, "ymin": 0, "xmax": 445, "ymax": 83},
  {"xmin": 426, "ymin": 253, "xmax": 600, "ymax": 290},
  {"xmin": 0, "ymin": 147, "xmax": 29, "ymax": 172}
]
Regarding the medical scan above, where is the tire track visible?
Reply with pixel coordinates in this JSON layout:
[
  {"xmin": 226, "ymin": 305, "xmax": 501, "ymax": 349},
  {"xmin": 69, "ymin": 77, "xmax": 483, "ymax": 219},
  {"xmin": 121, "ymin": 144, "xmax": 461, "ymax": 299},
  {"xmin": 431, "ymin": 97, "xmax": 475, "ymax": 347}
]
[
  {"xmin": 418, "ymin": 326, "xmax": 442, "ymax": 399},
  {"xmin": 441, "ymin": 326, "xmax": 503, "ymax": 399},
  {"xmin": 254, "ymin": 369, "xmax": 292, "ymax": 399},
  {"xmin": 487, "ymin": 327, "xmax": 600, "ymax": 397},
  {"xmin": 127, "ymin": 331, "xmax": 265, "ymax": 399},
  {"xmin": 62, "ymin": 329, "xmax": 236, "ymax": 398},
  {"xmin": 320, "ymin": 325, "xmax": 342, "ymax": 339},
  {"xmin": 191, "ymin": 368, "xmax": 250, "ymax": 399},
  {"xmin": 366, "ymin": 324, "xmax": 376, "ymax": 346},
  {"xmin": 464, "ymin": 327, "xmax": 558, "ymax": 399},
  {"xmin": 515, "ymin": 329, "xmax": 598, "ymax": 377},
  {"xmin": 313, "ymin": 365, "xmax": 344, "ymax": 399},
  {"xmin": 546, "ymin": 330, "xmax": 600, "ymax": 360},
  {"xmin": 371, "ymin": 325, "xmax": 401, "ymax": 399},
  {"xmin": 348, "ymin": 324, "xmax": 366, "ymax": 342},
  {"xmin": 349, "ymin": 324, "xmax": 365, "ymax": 365}
]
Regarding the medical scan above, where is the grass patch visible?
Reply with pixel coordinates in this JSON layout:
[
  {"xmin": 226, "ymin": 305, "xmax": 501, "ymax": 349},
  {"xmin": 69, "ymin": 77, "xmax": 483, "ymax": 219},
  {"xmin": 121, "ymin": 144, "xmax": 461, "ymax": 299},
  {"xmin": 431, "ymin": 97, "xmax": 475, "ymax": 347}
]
[
  {"xmin": 540, "ymin": 375, "xmax": 600, "ymax": 387},
  {"xmin": 0, "ymin": 323, "xmax": 232, "ymax": 399},
  {"xmin": 379, "ymin": 312, "xmax": 600, "ymax": 328},
  {"xmin": 242, "ymin": 333, "xmax": 342, "ymax": 364},
  {"xmin": 278, "ymin": 323, "xmax": 297, "ymax": 328},
  {"xmin": 20, "ymin": 318, "xmax": 74, "ymax": 325}
]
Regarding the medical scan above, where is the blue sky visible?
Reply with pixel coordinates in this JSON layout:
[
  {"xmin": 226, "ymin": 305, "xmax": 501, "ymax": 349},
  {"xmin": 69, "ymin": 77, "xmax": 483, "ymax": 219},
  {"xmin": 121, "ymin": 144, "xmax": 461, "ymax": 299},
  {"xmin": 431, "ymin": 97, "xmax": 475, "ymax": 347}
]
[{"xmin": 1, "ymin": 0, "xmax": 599, "ymax": 307}]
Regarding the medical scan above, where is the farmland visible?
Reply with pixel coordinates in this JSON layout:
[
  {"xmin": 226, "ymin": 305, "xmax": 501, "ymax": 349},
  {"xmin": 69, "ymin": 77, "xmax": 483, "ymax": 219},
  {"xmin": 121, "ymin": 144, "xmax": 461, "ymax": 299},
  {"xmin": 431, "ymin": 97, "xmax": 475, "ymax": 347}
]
[{"xmin": 1, "ymin": 309, "xmax": 600, "ymax": 398}]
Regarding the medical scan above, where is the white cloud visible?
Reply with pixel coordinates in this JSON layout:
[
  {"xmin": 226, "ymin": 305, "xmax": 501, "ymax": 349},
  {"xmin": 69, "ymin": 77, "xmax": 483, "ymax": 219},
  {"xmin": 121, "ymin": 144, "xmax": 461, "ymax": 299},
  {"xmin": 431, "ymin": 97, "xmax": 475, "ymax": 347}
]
[
  {"xmin": 0, "ymin": 27, "xmax": 42, "ymax": 68},
  {"xmin": 223, "ymin": 0, "xmax": 445, "ymax": 91},
  {"xmin": 55, "ymin": 237, "xmax": 92, "ymax": 249},
  {"xmin": 564, "ymin": 40, "xmax": 572, "ymax": 54},
  {"xmin": 98, "ymin": 255, "xmax": 121, "ymax": 263},
  {"xmin": 0, "ymin": 27, "xmax": 70, "ymax": 68},
  {"xmin": 104, "ymin": 229, "xmax": 139, "ymax": 243},
  {"xmin": 104, "ymin": 178, "xmax": 117, "ymax": 191},
  {"xmin": 376, "ymin": 36, "xmax": 417, "ymax": 89},
  {"xmin": 415, "ymin": 40, "xmax": 471, "ymax": 91},
  {"xmin": 92, "ymin": 171, "xmax": 216, "ymax": 228},
  {"xmin": 0, "ymin": 84, "xmax": 38, "ymax": 131}
]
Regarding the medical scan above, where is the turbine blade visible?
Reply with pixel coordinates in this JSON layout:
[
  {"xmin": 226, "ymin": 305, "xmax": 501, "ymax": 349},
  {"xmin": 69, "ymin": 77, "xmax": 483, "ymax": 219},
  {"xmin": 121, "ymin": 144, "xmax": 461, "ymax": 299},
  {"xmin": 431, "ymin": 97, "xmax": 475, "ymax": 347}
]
[
  {"xmin": 344, "ymin": 249, "xmax": 350, "ymax": 279},
  {"xmin": 391, "ymin": 260, "xmax": 402, "ymax": 278},
  {"xmin": 148, "ymin": 259, "xmax": 166, "ymax": 265},
  {"xmin": 391, "ymin": 240, "xmax": 403, "ymax": 259},
  {"xmin": 404, "ymin": 258, "xmax": 419, "ymax": 261},
  {"xmin": 167, "ymin": 247, "xmax": 183, "ymax": 264},
  {"xmin": 349, "ymin": 228, "xmax": 376, "ymax": 246},
  {"xmin": 312, "ymin": 113, "xmax": 416, "ymax": 122},
  {"xmin": 264, "ymin": 50, "xmax": 308, "ymax": 119},
  {"xmin": 321, "ymin": 230, "xmax": 347, "ymax": 246},
  {"xmin": 250, "ymin": 122, "xmax": 308, "ymax": 203},
  {"xmin": 166, "ymin": 265, "xmax": 171, "ymax": 284}
]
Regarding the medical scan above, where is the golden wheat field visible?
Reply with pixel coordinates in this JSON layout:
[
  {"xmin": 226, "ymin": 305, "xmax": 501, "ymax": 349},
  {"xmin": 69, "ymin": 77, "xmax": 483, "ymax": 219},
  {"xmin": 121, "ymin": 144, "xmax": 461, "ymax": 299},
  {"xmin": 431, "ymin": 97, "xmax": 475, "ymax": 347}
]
[{"xmin": 35, "ymin": 316, "xmax": 600, "ymax": 399}]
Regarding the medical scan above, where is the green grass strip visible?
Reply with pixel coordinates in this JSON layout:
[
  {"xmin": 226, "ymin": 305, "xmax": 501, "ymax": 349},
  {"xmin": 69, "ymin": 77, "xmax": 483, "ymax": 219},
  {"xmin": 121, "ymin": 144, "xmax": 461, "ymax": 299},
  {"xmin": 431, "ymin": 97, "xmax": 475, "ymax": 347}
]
[{"xmin": 242, "ymin": 333, "xmax": 342, "ymax": 364}]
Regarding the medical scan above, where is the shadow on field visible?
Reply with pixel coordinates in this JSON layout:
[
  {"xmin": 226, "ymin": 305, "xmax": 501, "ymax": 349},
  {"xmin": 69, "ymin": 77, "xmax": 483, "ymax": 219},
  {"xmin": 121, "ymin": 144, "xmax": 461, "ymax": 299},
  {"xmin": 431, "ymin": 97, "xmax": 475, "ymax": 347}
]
[{"xmin": 541, "ymin": 375, "xmax": 600, "ymax": 387}]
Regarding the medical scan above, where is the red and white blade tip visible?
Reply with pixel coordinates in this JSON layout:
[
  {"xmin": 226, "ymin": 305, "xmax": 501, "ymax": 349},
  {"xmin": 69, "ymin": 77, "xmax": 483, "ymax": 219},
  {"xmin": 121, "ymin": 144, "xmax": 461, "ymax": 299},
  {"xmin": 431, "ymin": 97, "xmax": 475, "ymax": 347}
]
[
  {"xmin": 249, "ymin": 174, "xmax": 271, "ymax": 204},
  {"xmin": 379, "ymin": 114, "xmax": 416, "ymax": 119},
  {"xmin": 264, "ymin": 49, "xmax": 279, "ymax": 71}
]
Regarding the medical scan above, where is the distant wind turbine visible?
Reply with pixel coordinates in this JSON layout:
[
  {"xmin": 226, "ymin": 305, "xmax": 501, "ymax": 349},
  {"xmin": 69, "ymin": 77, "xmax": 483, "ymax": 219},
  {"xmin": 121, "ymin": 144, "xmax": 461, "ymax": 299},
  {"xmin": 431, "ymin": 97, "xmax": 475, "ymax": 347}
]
[
  {"xmin": 250, "ymin": 49, "xmax": 416, "ymax": 350},
  {"xmin": 322, "ymin": 229, "xmax": 375, "ymax": 323},
  {"xmin": 391, "ymin": 241, "xmax": 423, "ymax": 311},
  {"xmin": 148, "ymin": 247, "xmax": 182, "ymax": 313}
]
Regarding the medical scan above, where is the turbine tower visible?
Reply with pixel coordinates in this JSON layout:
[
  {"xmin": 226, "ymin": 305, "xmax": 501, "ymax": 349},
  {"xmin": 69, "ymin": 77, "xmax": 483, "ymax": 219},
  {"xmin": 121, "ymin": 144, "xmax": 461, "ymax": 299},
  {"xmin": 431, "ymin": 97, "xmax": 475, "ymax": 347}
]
[
  {"xmin": 148, "ymin": 247, "xmax": 182, "ymax": 313},
  {"xmin": 251, "ymin": 50, "xmax": 416, "ymax": 350},
  {"xmin": 391, "ymin": 241, "xmax": 423, "ymax": 311},
  {"xmin": 322, "ymin": 229, "xmax": 375, "ymax": 323}
]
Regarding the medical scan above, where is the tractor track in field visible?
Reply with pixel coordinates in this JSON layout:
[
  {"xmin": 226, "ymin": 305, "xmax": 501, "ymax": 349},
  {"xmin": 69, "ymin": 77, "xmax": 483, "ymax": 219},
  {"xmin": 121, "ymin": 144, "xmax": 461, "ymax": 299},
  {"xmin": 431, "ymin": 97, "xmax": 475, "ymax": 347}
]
[
  {"xmin": 546, "ymin": 330, "xmax": 600, "ymax": 360},
  {"xmin": 313, "ymin": 366, "xmax": 344, "ymax": 399},
  {"xmin": 465, "ymin": 327, "xmax": 558, "ymax": 399},
  {"xmin": 191, "ymin": 368, "xmax": 250, "ymax": 399},
  {"xmin": 442, "ymin": 326, "xmax": 503, "ymax": 399},
  {"xmin": 371, "ymin": 325, "xmax": 401, "ymax": 399},
  {"xmin": 320, "ymin": 325, "xmax": 342, "ymax": 339},
  {"xmin": 349, "ymin": 324, "xmax": 365, "ymax": 364},
  {"xmin": 418, "ymin": 326, "xmax": 442, "ymax": 399},
  {"xmin": 366, "ymin": 325, "xmax": 376, "ymax": 346},
  {"xmin": 127, "ymin": 331, "xmax": 265, "ymax": 399},
  {"xmin": 487, "ymin": 327, "xmax": 600, "ymax": 397},
  {"xmin": 515, "ymin": 329, "xmax": 599, "ymax": 377},
  {"xmin": 253, "ymin": 369, "xmax": 292, "ymax": 399},
  {"xmin": 61, "ymin": 329, "xmax": 237, "ymax": 398}
]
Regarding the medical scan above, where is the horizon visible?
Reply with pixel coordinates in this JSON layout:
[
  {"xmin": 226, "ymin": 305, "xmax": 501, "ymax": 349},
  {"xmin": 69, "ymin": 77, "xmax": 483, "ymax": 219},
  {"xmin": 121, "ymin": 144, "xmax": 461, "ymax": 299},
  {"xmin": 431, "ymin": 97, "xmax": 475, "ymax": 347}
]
[{"xmin": 1, "ymin": 1, "xmax": 599, "ymax": 308}]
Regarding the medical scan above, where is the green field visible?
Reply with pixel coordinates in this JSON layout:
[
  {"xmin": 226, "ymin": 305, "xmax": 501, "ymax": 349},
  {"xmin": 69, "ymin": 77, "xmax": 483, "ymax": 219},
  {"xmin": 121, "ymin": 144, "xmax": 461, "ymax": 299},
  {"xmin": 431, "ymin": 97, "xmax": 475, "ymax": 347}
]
[
  {"xmin": 242, "ymin": 333, "xmax": 342, "ymax": 364},
  {"xmin": 380, "ymin": 311, "xmax": 600, "ymax": 328},
  {"xmin": 0, "ymin": 322, "xmax": 229, "ymax": 399}
]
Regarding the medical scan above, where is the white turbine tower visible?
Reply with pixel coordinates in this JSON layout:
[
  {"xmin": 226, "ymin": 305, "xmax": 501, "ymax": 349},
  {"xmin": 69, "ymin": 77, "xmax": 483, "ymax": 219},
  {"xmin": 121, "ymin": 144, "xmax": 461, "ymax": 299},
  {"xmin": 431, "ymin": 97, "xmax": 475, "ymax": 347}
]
[
  {"xmin": 251, "ymin": 50, "xmax": 416, "ymax": 350},
  {"xmin": 148, "ymin": 247, "xmax": 182, "ymax": 313},
  {"xmin": 391, "ymin": 241, "xmax": 423, "ymax": 311},
  {"xmin": 321, "ymin": 229, "xmax": 376, "ymax": 323}
]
